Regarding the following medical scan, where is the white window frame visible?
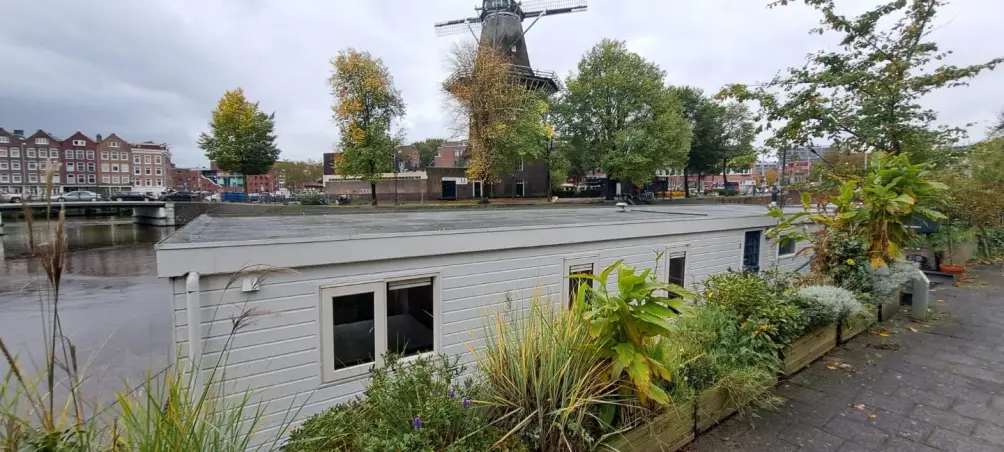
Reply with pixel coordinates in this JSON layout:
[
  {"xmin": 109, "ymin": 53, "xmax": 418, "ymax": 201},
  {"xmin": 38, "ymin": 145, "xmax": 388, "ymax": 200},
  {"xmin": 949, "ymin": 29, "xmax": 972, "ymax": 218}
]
[
  {"xmin": 112, "ymin": 176, "xmax": 120, "ymax": 184},
  {"xmin": 317, "ymin": 273, "xmax": 441, "ymax": 384},
  {"xmin": 0, "ymin": 136, "xmax": 8, "ymax": 143},
  {"xmin": 27, "ymin": 161, "xmax": 37, "ymax": 170},
  {"xmin": 739, "ymin": 229, "xmax": 766, "ymax": 271},
  {"xmin": 0, "ymin": 148, "xmax": 6, "ymax": 157},
  {"xmin": 563, "ymin": 256, "xmax": 600, "ymax": 308},
  {"xmin": 121, "ymin": 164, "xmax": 128, "ymax": 173},
  {"xmin": 101, "ymin": 152, "xmax": 109, "ymax": 160},
  {"xmin": 155, "ymin": 167, "xmax": 162, "ymax": 176},
  {"xmin": 664, "ymin": 243, "xmax": 691, "ymax": 289},
  {"xmin": 29, "ymin": 173, "xmax": 38, "ymax": 183},
  {"xmin": 11, "ymin": 161, "xmax": 20, "ymax": 170},
  {"xmin": 87, "ymin": 163, "xmax": 95, "ymax": 172},
  {"xmin": 0, "ymin": 173, "xmax": 8, "ymax": 182},
  {"xmin": 516, "ymin": 158, "xmax": 524, "ymax": 172},
  {"xmin": 35, "ymin": 138, "xmax": 48, "ymax": 145},
  {"xmin": 12, "ymin": 174, "xmax": 21, "ymax": 183},
  {"xmin": 10, "ymin": 148, "xmax": 19, "ymax": 158},
  {"xmin": 110, "ymin": 152, "xmax": 118, "ymax": 160},
  {"xmin": 72, "ymin": 140, "xmax": 86, "ymax": 146},
  {"xmin": 777, "ymin": 239, "xmax": 797, "ymax": 260},
  {"xmin": 101, "ymin": 163, "xmax": 109, "ymax": 172},
  {"xmin": 87, "ymin": 174, "xmax": 95, "ymax": 184},
  {"xmin": 156, "ymin": 178, "xmax": 163, "ymax": 186},
  {"xmin": 134, "ymin": 167, "xmax": 141, "ymax": 175},
  {"xmin": 144, "ymin": 155, "xmax": 151, "ymax": 164},
  {"xmin": 66, "ymin": 174, "xmax": 75, "ymax": 184},
  {"xmin": 0, "ymin": 161, "xmax": 7, "ymax": 170},
  {"xmin": 37, "ymin": 149, "xmax": 46, "ymax": 159},
  {"xmin": 26, "ymin": 148, "xmax": 35, "ymax": 158},
  {"xmin": 86, "ymin": 151, "xmax": 94, "ymax": 160},
  {"xmin": 76, "ymin": 150, "xmax": 84, "ymax": 160},
  {"xmin": 155, "ymin": 156, "xmax": 162, "ymax": 164},
  {"xmin": 65, "ymin": 150, "xmax": 73, "ymax": 159},
  {"xmin": 145, "ymin": 167, "xmax": 151, "ymax": 175},
  {"xmin": 134, "ymin": 155, "xmax": 140, "ymax": 164},
  {"xmin": 109, "ymin": 141, "xmax": 120, "ymax": 148}
]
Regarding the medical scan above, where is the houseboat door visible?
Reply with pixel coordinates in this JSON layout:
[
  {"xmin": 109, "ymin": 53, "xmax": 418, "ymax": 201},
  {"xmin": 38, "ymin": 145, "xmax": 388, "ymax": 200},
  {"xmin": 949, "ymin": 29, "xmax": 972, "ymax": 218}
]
[
  {"xmin": 743, "ymin": 230, "xmax": 761, "ymax": 272},
  {"xmin": 473, "ymin": 180, "xmax": 483, "ymax": 198},
  {"xmin": 441, "ymin": 180, "xmax": 457, "ymax": 199},
  {"xmin": 515, "ymin": 179, "xmax": 525, "ymax": 197}
]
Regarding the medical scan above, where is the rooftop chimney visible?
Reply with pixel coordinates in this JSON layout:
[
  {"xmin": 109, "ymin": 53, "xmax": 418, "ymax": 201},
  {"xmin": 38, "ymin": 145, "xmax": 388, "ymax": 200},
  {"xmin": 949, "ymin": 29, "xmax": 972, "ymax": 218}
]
[
  {"xmin": 96, "ymin": 134, "xmax": 103, "ymax": 142},
  {"xmin": 13, "ymin": 129, "xmax": 24, "ymax": 138}
]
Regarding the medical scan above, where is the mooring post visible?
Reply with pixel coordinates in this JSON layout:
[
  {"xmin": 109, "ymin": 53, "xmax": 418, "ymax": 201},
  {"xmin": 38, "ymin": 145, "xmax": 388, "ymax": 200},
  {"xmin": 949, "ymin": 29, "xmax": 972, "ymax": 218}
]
[{"xmin": 911, "ymin": 269, "xmax": 931, "ymax": 321}]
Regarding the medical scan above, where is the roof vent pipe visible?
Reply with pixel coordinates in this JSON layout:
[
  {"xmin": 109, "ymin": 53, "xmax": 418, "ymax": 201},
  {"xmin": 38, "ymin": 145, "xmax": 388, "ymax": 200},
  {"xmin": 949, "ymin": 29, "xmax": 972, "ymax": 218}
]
[{"xmin": 616, "ymin": 202, "xmax": 629, "ymax": 212}]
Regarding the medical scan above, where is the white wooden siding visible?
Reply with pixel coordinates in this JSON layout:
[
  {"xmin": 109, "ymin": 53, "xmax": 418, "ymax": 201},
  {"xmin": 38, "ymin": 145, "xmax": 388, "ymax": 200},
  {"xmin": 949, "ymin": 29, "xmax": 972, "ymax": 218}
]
[{"xmin": 170, "ymin": 226, "xmax": 809, "ymax": 444}]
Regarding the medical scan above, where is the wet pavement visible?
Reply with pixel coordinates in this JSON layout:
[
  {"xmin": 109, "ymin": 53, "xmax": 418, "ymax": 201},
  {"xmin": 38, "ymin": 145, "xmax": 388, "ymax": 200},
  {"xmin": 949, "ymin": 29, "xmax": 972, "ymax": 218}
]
[
  {"xmin": 0, "ymin": 216, "xmax": 174, "ymax": 400},
  {"xmin": 685, "ymin": 266, "xmax": 1004, "ymax": 452}
]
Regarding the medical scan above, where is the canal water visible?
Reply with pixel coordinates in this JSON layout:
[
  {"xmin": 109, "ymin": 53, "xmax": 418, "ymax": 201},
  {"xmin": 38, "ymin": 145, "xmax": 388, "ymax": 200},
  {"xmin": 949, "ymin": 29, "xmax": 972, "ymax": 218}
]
[{"xmin": 0, "ymin": 216, "xmax": 174, "ymax": 400}]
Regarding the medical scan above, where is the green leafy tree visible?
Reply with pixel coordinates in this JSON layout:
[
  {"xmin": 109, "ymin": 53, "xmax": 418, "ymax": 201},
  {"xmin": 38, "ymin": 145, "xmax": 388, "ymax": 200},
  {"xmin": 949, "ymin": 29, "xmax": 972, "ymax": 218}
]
[
  {"xmin": 554, "ymin": 39, "xmax": 691, "ymax": 193},
  {"xmin": 273, "ymin": 160, "xmax": 322, "ymax": 190},
  {"xmin": 198, "ymin": 88, "xmax": 281, "ymax": 196},
  {"xmin": 722, "ymin": 0, "xmax": 1002, "ymax": 159},
  {"xmin": 672, "ymin": 87, "xmax": 747, "ymax": 195},
  {"xmin": 329, "ymin": 48, "xmax": 406, "ymax": 205},
  {"xmin": 411, "ymin": 138, "xmax": 445, "ymax": 169},
  {"xmin": 715, "ymin": 103, "xmax": 758, "ymax": 188}
]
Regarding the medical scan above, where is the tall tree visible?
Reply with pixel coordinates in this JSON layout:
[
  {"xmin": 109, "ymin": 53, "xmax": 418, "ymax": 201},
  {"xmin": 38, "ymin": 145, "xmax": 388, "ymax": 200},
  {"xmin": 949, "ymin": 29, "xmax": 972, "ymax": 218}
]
[
  {"xmin": 444, "ymin": 43, "xmax": 549, "ymax": 187},
  {"xmin": 554, "ymin": 39, "xmax": 691, "ymax": 195},
  {"xmin": 765, "ymin": 167, "xmax": 779, "ymax": 186},
  {"xmin": 198, "ymin": 88, "xmax": 281, "ymax": 196},
  {"xmin": 329, "ymin": 48, "xmax": 406, "ymax": 205},
  {"xmin": 722, "ymin": 0, "xmax": 1002, "ymax": 160},
  {"xmin": 412, "ymin": 138, "xmax": 446, "ymax": 169},
  {"xmin": 273, "ymin": 160, "xmax": 322, "ymax": 190},
  {"xmin": 671, "ymin": 87, "xmax": 728, "ymax": 196},
  {"xmin": 715, "ymin": 102, "xmax": 758, "ymax": 188}
]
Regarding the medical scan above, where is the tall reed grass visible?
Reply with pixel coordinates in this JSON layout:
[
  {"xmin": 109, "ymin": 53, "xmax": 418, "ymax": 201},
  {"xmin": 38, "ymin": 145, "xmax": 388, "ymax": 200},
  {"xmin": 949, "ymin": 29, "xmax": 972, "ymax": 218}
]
[{"xmin": 0, "ymin": 165, "xmax": 295, "ymax": 451}]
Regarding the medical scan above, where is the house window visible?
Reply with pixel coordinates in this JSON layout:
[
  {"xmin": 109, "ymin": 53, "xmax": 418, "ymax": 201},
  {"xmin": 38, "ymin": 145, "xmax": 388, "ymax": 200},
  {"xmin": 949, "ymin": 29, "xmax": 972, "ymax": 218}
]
[
  {"xmin": 134, "ymin": 167, "xmax": 140, "ymax": 175},
  {"xmin": 10, "ymin": 148, "xmax": 19, "ymax": 158},
  {"xmin": 134, "ymin": 155, "xmax": 140, "ymax": 164},
  {"xmin": 667, "ymin": 252, "xmax": 687, "ymax": 287},
  {"xmin": 72, "ymin": 140, "xmax": 86, "ymax": 146},
  {"xmin": 0, "ymin": 148, "xmax": 6, "ymax": 157},
  {"xmin": 27, "ymin": 161, "xmax": 37, "ymax": 170},
  {"xmin": 109, "ymin": 141, "xmax": 119, "ymax": 148},
  {"xmin": 144, "ymin": 155, "xmax": 151, "ymax": 164},
  {"xmin": 86, "ymin": 151, "xmax": 94, "ymax": 160},
  {"xmin": 145, "ymin": 168, "xmax": 151, "ymax": 175},
  {"xmin": 101, "ymin": 152, "xmax": 109, "ymax": 160},
  {"xmin": 66, "ymin": 163, "xmax": 74, "ymax": 172},
  {"xmin": 76, "ymin": 150, "xmax": 84, "ymax": 160},
  {"xmin": 36, "ymin": 138, "xmax": 48, "ymax": 145},
  {"xmin": 0, "ymin": 136, "xmax": 8, "ymax": 143},
  {"xmin": 65, "ymin": 150, "xmax": 73, "ymax": 159},
  {"xmin": 111, "ymin": 152, "xmax": 118, "ymax": 160},
  {"xmin": 12, "ymin": 174, "xmax": 21, "ymax": 183},
  {"xmin": 11, "ymin": 161, "xmax": 20, "ymax": 170},
  {"xmin": 155, "ymin": 168, "xmax": 162, "ymax": 176},
  {"xmin": 87, "ymin": 163, "xmax": 95, "ymax": 172},
  {"xmin": 39, "ymin": 161, "xmax": 46, "ymax": 170},
  {"xmin": 87, "ymin": 174, "xmax": 95, "ymax": 184},
  {"xmin": 155, "ymin": 156, "xmax": 162, "ymax": 164},
  {"xmin": 0, "ymin": 173, "xmax": 7, "ymax": 182},
  {"xmin": 778, "ymin": 239, "xmax": 797, "ymax": 257},
  {"xmin": 0, "ymin": 161, "xmax": 7, "ymax": 170},
  {"xmin": 112, "ymin": 176, "xmax": 120, "ymax": 184},
  {"xmin": 121, "ymin": 164, "xmax": 128, "ymax": 173},
  {"xmin": 101, "ymin": 175, "xmax": 110, "ymax": 183},
  {"xmin": 319, "ymin": 277, "xmax": 438, "ymax": 383},
  {"xmin": 101, "ymin": 163, "xmax": 109, "ymax": 172},
  {"xmin": 26, "ymin": 148, "xmax": 35, "ymax": 158},
  {"xmin": 37, "ymin": 149, "xmax": 46, "ymax": 159},
  {"xmin": 156, "ymin": 178, "xmax": 162, "ymax": 186},
  {"xmin": 145, "ymin": 179, "xmax": 151, "ymax": 186},
  {"xmin": 516, "ymin": 158, "xmax": 524, "ymax": 171},
  {"xmin": 28, "ymin": 173, "xmax": 38, "ymax": 183},
  {"xmin": 67, "ymin": 174, "xmax": 75, "ymax": 184},
  {"xmin": 564, "ymin": 257, "xmax": 598, "ymax": 308}
]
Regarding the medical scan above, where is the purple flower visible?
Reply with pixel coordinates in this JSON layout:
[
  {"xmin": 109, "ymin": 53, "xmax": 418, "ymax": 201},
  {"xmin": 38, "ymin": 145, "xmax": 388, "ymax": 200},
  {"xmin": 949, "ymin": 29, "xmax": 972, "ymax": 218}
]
[
  {"xmin": 413, "ymin": 416, "xmax": 422, "ymax": 429},
  {"xmin": 448, "ymin": 389, "xmax": 456, "ymax": 399},
  {"xmin": 462, "ymin": 398, "xmax": 472, "ymax": 408}
]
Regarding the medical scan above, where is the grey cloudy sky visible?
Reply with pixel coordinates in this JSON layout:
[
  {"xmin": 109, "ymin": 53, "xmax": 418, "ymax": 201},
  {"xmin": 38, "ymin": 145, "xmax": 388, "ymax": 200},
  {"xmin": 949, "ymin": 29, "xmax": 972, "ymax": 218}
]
[{"xmin": 0, "ymin": 0, "xmax": 999, "ymax": 167}]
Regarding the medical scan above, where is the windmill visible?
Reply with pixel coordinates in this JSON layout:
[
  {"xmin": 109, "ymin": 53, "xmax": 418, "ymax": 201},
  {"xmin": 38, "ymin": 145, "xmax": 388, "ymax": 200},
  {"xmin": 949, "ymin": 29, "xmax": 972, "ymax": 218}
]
[{"xmin": 434, "ymin": 0, "xmax": 587, "ymax": 94}]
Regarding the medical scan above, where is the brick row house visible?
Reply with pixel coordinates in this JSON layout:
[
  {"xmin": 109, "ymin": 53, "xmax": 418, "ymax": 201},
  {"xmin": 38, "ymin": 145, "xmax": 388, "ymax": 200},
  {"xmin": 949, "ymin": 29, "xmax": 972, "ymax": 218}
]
[{"xmin": 0, "ymin": 127, "xmax": 172, "ymax": 199}]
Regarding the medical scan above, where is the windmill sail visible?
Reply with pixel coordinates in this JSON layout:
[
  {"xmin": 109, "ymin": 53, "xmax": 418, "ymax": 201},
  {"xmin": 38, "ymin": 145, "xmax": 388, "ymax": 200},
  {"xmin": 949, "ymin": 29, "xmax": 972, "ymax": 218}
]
[{"xmin": 521, "ymin": 0, "xmax": 589, "ymax": 17}]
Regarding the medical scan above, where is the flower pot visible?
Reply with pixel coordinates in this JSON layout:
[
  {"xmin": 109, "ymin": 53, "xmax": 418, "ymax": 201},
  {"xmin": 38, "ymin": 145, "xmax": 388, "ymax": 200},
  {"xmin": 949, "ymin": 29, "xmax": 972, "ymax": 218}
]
[
  {"xmin": 609, "ymin": 400, "xmax": 695, "ymax": 451},
  {"xmin": 838, "ymin": 312, "xmax": 875, "ymax": 344},
  {"xmin": 782, "ymin": 324, "xmax": 837, "ymax": 376},
  {"xmin": 938, "ymin": 264, "xmax": 966, "ymax": 274},
  {"xmin": 696, "ymin": 387, "xmax": 739, "ymax": 433}
]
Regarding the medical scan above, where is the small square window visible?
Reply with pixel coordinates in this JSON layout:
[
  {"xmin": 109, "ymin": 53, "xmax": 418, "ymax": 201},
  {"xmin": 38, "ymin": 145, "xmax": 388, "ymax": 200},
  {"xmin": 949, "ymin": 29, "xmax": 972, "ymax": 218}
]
[
  {"xmin": 112, "ymin": 176, "xmax": 120, "ymax": 184},
  {"xmin": 12, "ymin": 174, "xmax": 21, "ymax": 183},
  {"xmin": 111, "ymin": 152, "xmax": 118, "ymax": 160},
  {"xmin": 11, "ymin": 161, "xmax": 20, "ymax": 170},
  {"xmin": 109, "ymin": 141, "xmax": 120, "ymax": 148},
  {"xmin": 76, "ymin": 150, "xmax": 84, "ymax": 160},
  {"xmin": 778, "ymin": 239, "xmax": 797, "ymax": 257},
  {"xmin": 87, "ymin": 174, "xmax": 95, "ymax": 184},
  {"xmin": 155, "ymin": 156, "xmax": 162, "ymax": 164},
  {"xmin": 0, "ymin": 174, "xmax": 8, "ymax": 182},
  {"xmin": 0, "ymin": 161, "xmax": 7, "ymax": 170},
  {"xmin": 65, "ymin": 150, "xmax": 73, "ymax": 159},
  {"xmin": 134, "ymin": 155, "xmax": 140, "ymax": 164},
  {"xmin": 27, "ymin": 161, "xmax": 37, "ymax": 170},
  {"xmin": 156, "ymin": 178, "xmax": 162, "ymax": 186},
  {"xmin": 564, "ymin": 257, "xmax": 598, "ymax": 308},
  {"xmin": 145, "ymin": 168, "xmax": 151, "ymax": 175},
  {"xmin": 0, "ymin": 137, "xmax": 8, "ymax": 143},
  {"xmin": 134, "ymin": 167, "xmax": 141, "ymax": 175},
  {"xmin": 0, "ymin": 148, "xmax": 6, "ymax": 157},
  {"xmin": 101, "ymin": 175, "xmax": 110, "ymax": 183},
  {"xmin": 668, "ymin": 254, "xmax": 686, "ymax": 287},
  {"xmin": 37, "ymin": 149, "xmax": 46, "ymax": 158},
  {"xmin": 86, "ymin": 151, "xmax": 94, "ymax": 160},
  {"xmin": 10, "ymin": 148, "xmax": 19, "ymax": 158},
  {"xmin": 28, "ymin": 173, "xmax": 38, "ymax": 183},
  {"xmin": 155, "ymin": 168, "xmax": 162, "ymax": 176},
  {"xmin": 145, "ymin": 179, "xmax": 151, "ymax": 186},
  {"xmin": 386, "ymin": 278, "xmax": 435, "ymax": 357},
  {"xmin": 35, "ymin": 138, "xmax": 48, "ymax": 145},
  {"xmin": 101, "ymin": 163, "xmax": 109, "ymax": 172},
  {"xmin": 26, "ymin": 148, "xmax": 36, "ymax": 158},
  {"xmin": 87, "ymin": 163, "xmax": 95, "ymax": 172},
  {"xmin": 144, "ymin": 155, "xmax": 151, "ymax": 164}
]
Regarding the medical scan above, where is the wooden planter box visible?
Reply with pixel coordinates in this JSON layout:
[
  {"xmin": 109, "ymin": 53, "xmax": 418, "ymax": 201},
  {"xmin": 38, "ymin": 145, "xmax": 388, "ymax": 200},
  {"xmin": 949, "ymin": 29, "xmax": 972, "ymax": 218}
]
[
  {"xmin": 696, "ymin": 387, "xmax": 738, "ymax": 433},
  {"xmin": 878, "ymin": 288, "xmax": 903, "ymax": 322},
  {"xmin": 782, "ymin": 324, "xmax": 837, "ymax": 376},
  {"xmin": 839, "ymin": 312, "xmax": 875, "ymax": 344},
  {"xmin": 609, "ymin": 400, "xmax": 695, "ymax": 452}
]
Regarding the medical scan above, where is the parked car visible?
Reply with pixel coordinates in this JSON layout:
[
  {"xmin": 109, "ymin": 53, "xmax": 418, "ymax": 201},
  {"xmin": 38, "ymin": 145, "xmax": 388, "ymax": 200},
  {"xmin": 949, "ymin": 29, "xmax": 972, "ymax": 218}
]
[
  {"xmin": 204, "ymin": 193, "xmax": 221, "ymax": 202},
  {"xmin": 161, "ymin": 191, "xmax": 200, "ymax": 202},
  {"xmin": 0, "ymin": 192, "xmax": 25, "ymax": 203},
  {"xmin": 52, "ymin": 190, "xmax": 102, "ymax": 202},
  {"xmin": 110, "ymin": 191, "xmax": 153, "ymax": 201}
]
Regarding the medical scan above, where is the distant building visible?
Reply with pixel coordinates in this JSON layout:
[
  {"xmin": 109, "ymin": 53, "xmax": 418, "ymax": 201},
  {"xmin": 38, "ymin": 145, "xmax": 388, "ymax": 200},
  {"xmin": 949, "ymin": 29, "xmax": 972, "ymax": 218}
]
[
  {"xmin": 432, "ymin": 140, "xmax": 469, "ymax": 168},
  {"xmin": 131, "ymin": 142, "xmax": 172, "ymax": 195},
  {"xmin": 96, "ymin": 133, "xmax": 133, "ymax": 195}
]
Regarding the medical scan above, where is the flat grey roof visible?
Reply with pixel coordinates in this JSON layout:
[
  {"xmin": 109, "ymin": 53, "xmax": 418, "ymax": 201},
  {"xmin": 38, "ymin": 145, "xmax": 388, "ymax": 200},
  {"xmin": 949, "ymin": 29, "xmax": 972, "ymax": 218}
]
[{"xmin": 158, "ymin": 204, "xmax": 773, "ymax": 249}]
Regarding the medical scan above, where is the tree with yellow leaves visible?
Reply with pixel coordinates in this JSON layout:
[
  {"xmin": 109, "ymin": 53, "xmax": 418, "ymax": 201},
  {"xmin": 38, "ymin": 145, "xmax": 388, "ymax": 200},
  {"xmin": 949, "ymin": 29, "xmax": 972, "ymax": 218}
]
[
  {"xmin": 329, "ymin": 48, "xmax": 405, "ymax": 205},
  {"xmin": 765, "ymin": 167, "xmax": 778, "ymax": 187},
  {"xmin": 198, "ymin": 88, "xmax": 281, "ymax": 197}
]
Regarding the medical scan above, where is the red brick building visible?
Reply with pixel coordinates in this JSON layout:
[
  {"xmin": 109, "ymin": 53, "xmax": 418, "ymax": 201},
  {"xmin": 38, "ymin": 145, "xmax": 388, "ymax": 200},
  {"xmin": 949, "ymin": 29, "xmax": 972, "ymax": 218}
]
[
  {"xmin": 61, "ymin": 131, "xmax": 99, "ymax": 191},
  {"xmin": 432, "ymin": 140, "xmax": 469, "ymax": 168},
  {"xmin": 96, "ymin": 133, "xmax": 132, "ymax": 195}
]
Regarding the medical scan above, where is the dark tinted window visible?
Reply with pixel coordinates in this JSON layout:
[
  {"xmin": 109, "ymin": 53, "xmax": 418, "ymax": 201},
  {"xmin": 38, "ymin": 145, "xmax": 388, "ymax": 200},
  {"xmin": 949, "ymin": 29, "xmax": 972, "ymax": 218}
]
[
  {"xmin": 330, "ymin": 292, "xmax": 375, "ymax": 370},
  {"xmin": 387, "ymin": 279, "xmax": 434, "ymax": 357}
]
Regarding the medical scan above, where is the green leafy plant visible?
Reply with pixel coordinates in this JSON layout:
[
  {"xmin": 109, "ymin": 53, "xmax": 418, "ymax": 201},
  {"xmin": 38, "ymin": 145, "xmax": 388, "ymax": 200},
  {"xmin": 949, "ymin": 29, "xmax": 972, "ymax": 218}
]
[
  {"xmin": 871, "ymin": 259, "xmax": 919, "ymax": 299},
  {"xmin": 701, "ymin": 271, "xmax": 805, "ymax": 348},
  {"xmin": 473, "ymin": 297, "xmax": 622, "ymax": 451},
  {"xmin": 573, "ymin": 258, "xmax": 694, "ymax": 405},
  {"xmin": 797, "ymin": 285, "xmax": 861, "ymax": 324},
  {"xmin": 285, "ymin": 353, "xmax": 507, "ymax": 452}
]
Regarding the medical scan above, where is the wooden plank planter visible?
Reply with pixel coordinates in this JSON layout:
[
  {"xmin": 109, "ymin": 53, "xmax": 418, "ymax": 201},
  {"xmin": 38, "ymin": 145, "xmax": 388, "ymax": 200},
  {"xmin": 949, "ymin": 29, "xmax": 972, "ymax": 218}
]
[
  {"xmin": 782, "ymin": 324, "xmax": 837, "ymax": 376},
  {"xmin": 609, "ymin": 400, "xmax": 695, "ymax": 452},
  {"xmin": 695, "ymin": 387, "xmax": 739, "ymax": 433},
  {"xmin": 838, "ymin": 312, "xmax": 875, "ymax": 344}
]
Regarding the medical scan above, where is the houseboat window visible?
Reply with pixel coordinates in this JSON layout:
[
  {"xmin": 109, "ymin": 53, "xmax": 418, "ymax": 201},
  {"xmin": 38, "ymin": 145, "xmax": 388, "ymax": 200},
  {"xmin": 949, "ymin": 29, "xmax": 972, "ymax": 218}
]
[
  {"xmin": 330, "ymin": 291, "xmax": 376, "ymax": 370},
  {"xmin": 778, "ymin": 239, "xmax": 796, "ymax": 257},
  {"xmin": 668, "ymin": 254, "xmax": 686, "ymax": 287},
  {"xmin": 387, "ymin": 278, "xmax": 435, "ymax": 357},
  {"xmin": 567, "ymin": 263, "xmax": 594, "ymax": 307}
]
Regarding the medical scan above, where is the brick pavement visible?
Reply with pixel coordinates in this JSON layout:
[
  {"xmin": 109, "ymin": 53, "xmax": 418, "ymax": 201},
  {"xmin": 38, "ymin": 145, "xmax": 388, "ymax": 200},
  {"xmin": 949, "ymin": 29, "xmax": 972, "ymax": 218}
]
[{"xmin": 684, "ymin": 266, "xmax": 1004, "ymax": 452}]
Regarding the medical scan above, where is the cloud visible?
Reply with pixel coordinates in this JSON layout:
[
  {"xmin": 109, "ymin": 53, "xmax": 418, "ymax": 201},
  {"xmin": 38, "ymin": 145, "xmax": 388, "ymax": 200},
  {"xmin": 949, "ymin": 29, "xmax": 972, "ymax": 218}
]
[{"xmin": 0, "ymin": 0, "xmax": 1000, "ymax": 167}]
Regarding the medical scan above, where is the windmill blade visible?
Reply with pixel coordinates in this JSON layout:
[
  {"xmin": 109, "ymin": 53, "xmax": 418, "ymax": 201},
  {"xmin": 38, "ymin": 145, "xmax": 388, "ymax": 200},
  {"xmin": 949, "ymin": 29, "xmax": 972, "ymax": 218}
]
[
  {"xmin": 521, "ymin": 0, "xmax": 588, "ymax": 18},
  {"xmin": 434, "ymin": 17, "xmax": 483, "ymax": 37}
]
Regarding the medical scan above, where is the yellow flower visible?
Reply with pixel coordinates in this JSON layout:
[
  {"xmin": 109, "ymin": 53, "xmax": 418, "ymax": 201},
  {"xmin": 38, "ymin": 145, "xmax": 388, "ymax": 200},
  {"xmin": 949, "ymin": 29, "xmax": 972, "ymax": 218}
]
[
  {"xmin": 706, "ymin": 291, "xmax": 714, "ymax": 299},
  {"xmin": 758, "ymin": 324, "xmax": 770, "ymax": 332},
  {"xmin": 846, "ymin": 258, "xmax": 855, "ymax": 265}
]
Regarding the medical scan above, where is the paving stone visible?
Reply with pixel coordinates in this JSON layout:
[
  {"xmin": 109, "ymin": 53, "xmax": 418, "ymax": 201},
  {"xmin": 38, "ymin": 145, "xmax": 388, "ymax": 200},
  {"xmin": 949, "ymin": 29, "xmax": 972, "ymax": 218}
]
[
  {"xmin": 775, "ymin": 383, "xmax": 828, "ymax": 405},
  {"xmin": 909, "ymin": 404, "xmax": 977, "ymax": 435},
  {"xmin": 896, "ymin": 384, "xmax": 955, "ymax": 410},
  {"xmin": 973, "ymin": 422, "xmax": 1004, "ymax": 446},
  {"xmin": 925, "ymin": 427, "xmax": 1001, "ymax": 452},
  {"xmin": 852, "ymin": 407, "xmax": 935, "ymax": 442},
  {"xmin": 824, "ymin": 414, "xmax": 891, "ymax": 447},
  {"xmin": 951, "ymin": 402, "xmax": 1004, "ymax": 427},
  {"xmin": 852, "ymin": 390, "xmax": 916, "ymax": 416},
  {"xmin": 949, "ymin": 365, "xmax": 1004, "ymax": 385},
  {"xmin": 836, "ymin": 440, "xmax": 882, "ymax": 452},
  {"xmin": 779, "ymin": 422, "xmax": 844, "ymax": 452},
  {"xmin": 883, "ymin": 435, "xmax": 943, "ymax": 452},
  {"xmin": 784, "ymin": 399, "xmax": 838, "ymax": 429}
]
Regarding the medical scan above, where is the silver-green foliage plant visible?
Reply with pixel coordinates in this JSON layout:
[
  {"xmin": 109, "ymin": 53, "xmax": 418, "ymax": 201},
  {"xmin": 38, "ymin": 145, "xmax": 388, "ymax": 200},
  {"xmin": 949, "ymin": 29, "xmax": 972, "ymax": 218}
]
[
  {"xmin": 871, "ymin": 259, "xmax": 919, "ymax": 299},
  {"xmin": 797, "ymin": 285, "xmax": 862, "ymax": 322}
]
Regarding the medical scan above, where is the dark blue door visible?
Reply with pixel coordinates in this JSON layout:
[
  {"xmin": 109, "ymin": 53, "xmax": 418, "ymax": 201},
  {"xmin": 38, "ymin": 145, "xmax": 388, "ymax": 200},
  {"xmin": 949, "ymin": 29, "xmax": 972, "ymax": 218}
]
[
  {"xmin": 743, "ymin": 230, "xmax": 761, "ymax": 272},
  {"xmin": 441, "ymin": 181, "xmax": 457, "ymax": 199}
]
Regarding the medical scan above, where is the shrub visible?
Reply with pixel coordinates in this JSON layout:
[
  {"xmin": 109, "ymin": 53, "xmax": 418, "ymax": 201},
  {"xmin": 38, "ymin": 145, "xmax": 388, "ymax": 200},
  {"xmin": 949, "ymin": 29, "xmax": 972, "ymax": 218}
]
[
  {"xmin": 701, "ymin": 271, "xmax": 805, "ymax": 347},
  {"xmin": 284, "ymin": 353, "xmax": 506, "ymax": 452},
  {"xmin": 871, "ymin": 259, "xmax": 919, "ymax": 299},
  {"xmin": 474, "ymin": 297, "xmax": 622, "ymax": 452},
  {"xmin": 796, "ymin": 285, "xmax": 862, "ymax": 323},
  {"xmin": 297, "ymin": 193, "xmax": 327, "ymax": 205}
]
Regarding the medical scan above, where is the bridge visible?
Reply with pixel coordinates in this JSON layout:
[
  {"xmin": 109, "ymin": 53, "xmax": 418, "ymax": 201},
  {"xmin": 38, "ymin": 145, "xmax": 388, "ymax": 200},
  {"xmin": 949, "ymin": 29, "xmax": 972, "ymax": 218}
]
[{"xmin": 0, "ymin": 201, "xmax": 200, "ymax": 234}]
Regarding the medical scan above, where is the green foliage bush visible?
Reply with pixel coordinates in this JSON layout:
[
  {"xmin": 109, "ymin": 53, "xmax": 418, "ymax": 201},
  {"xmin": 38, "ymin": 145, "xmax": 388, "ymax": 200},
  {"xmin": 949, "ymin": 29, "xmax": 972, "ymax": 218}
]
[
  {"xmin": 797, "ymin": 285, "xmax": 861, "ymax": 323},
  {"xmin": 284, "ymin": 354, "xmax": 508, "ymax": 452},
  {"xmin": 871, "ymin": 259, "xmax": 918, "ymax": 299},
  {"xmin": 701, "ymin": 271, "xmax": 805, "ymax": 347},
  {"xmin": 297, "ymin": 192, "xmax": 327, "ymax": 205}
]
